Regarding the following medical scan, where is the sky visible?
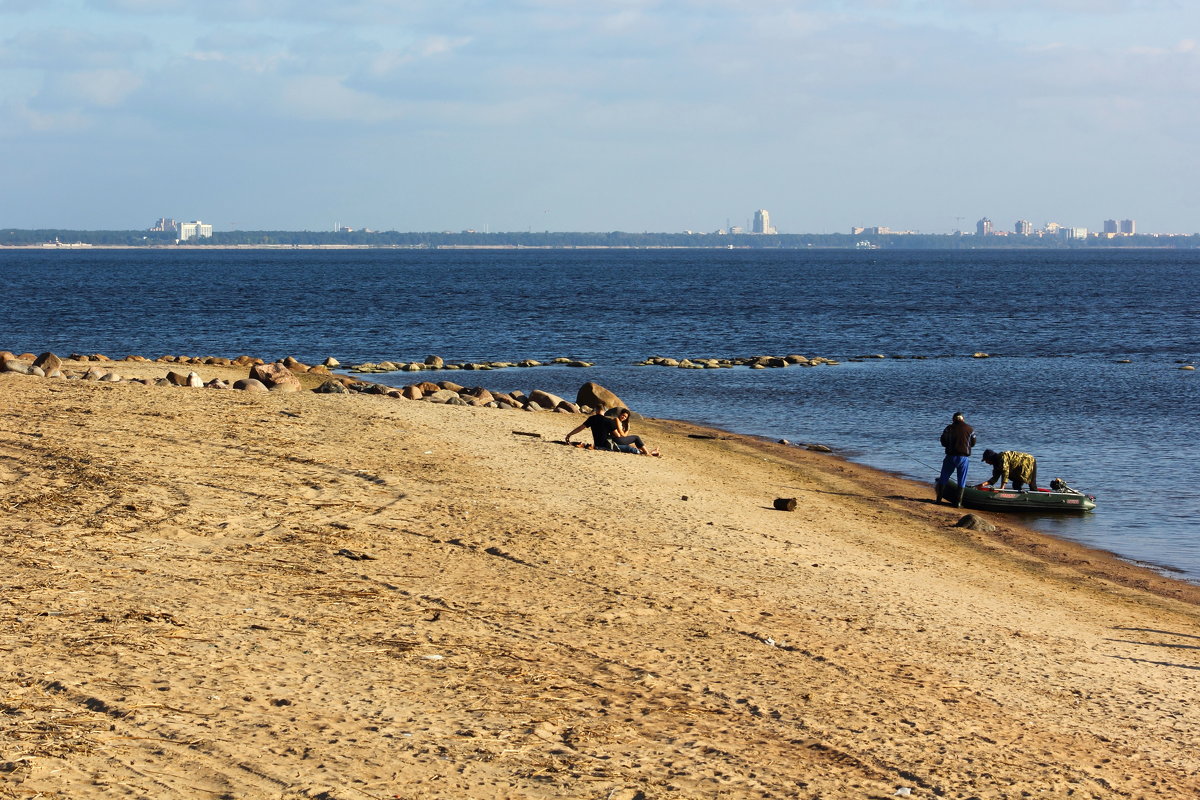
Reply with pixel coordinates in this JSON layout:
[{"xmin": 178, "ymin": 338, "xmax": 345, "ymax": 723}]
[{"xmin": 1, "ymin": 0, "xmax": 1197, "ymax": 234}]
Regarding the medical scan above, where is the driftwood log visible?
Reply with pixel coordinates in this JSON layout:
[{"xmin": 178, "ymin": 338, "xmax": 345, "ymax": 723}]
[{"xmin": 773, "ymin": 497, "xmax": 798, "ymax": 512}]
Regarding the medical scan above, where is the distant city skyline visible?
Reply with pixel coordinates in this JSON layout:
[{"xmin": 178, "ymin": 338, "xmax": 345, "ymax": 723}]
[{"xmin": 0, "ymin": 1, "xmax": 1196, "ymax": 235}]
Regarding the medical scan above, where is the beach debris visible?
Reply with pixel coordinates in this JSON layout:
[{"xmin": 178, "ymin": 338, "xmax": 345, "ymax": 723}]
[
  {"xmin": 805, "ymin": 444, "xmax": 832, "ymax": 452},
  {"xmin": 512, "ymin": 430, "xmax": 542, "ymax": 438},
  {"xmin": 313, "ymin": 379, "xmax": 349, "ymax": 393},
  {"xmin": 778, "ymin": 438, "xmax": 791, "ymax": 445},
  {"xmin": 972, "ymin": 352, "xmax": 990, "ymax": 358},
  {"xmin": 895, "ymin": 789, "xmax": 913, "ymax": 797},
  {"xmin": 954, "ymin": 514, "xmax": 996, "ymax": 532},
  {"xmin": 773, "ymin": 497, "xmax": 798, "ymax": 512},
  {"xmin": 606, "ymin": 790, "xmax": 647, "ymax": 800},
  {"xmin": 334, "ymin": 548, "xmax": 375, "ymax": 561},
  {"xmin": 687, "ymin": 433, "xmax": 720, "ymax": 440}
]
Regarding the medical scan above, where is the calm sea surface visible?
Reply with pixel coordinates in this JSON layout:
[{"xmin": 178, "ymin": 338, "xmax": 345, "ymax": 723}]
[{"xmin": 2, "ymin": 248, "xmax": 1198, "ymax": 580}]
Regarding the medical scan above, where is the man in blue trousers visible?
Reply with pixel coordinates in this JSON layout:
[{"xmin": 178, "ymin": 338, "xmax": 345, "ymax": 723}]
[{"xmin": 936, "ymin": 412, "xmax": 976, "ymax": 507}]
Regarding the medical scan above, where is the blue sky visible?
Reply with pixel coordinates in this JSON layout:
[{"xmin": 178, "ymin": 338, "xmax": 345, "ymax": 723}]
[{"xmin": 1, "ymin": 0, "xmax": 1196, "ymax": 233}]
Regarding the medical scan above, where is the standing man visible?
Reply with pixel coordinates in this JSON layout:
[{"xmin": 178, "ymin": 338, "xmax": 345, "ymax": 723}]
[{"xmin": 937, "ymin": 412, "xmax": 976, "ymax": 507}]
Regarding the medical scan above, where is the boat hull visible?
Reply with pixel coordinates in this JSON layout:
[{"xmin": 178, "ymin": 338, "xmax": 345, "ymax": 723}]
[{"xmin": 949, "ymin": 482, "xmax": 1096, "ymax": 513}]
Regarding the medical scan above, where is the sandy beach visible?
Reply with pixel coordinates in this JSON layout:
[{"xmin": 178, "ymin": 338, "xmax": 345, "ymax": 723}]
[{"xmin": 2, "ymin": 359, "xmax": 1198, "ymax": 799}]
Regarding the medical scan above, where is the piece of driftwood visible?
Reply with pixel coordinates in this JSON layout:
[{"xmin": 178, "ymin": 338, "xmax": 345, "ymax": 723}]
[
  {"xmin": 773, "ymin": 497, "xmax": 798, "ymax": 512},
  {"xmin": 512, "ymin": 430, "xmax": 542, "ymax": 438}
]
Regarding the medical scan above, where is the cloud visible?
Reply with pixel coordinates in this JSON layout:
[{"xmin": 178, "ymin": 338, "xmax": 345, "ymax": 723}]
[{"xmin": 0, "ymin": 27, "xmax": 151, "ymax": 69}]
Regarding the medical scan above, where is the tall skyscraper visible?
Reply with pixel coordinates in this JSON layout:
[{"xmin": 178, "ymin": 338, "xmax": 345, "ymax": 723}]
[
  {"xmin": 976, "ymin": 217, "xmax": 992, "ymax": 236},
  {"xmin": 752, "ymin": 209, "xmax": 776, "ymax": 234},
  {"xmin": 1015, "ymin": 220, "xmax": 1032, "ymax": 235},
  {"xmin": 1120, "ymin": 219, "xmax": 1136, "ymax": 234}
]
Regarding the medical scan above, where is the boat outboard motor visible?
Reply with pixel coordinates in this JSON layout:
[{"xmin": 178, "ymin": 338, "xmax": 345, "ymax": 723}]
[{"xmin": 1050, "ymin": 477, "xmax": 1083, "ymax": 495}]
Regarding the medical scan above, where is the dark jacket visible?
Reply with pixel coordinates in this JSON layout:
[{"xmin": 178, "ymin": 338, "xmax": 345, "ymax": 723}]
[{"xmin": 940, "ymin": 420, "xmax": 976, "ymax": 457}]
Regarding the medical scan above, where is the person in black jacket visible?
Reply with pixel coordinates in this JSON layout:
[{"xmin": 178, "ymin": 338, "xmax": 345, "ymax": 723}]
[{"xmin": 936, "ymin": 412, "xmax": 976, "ymax": 507}]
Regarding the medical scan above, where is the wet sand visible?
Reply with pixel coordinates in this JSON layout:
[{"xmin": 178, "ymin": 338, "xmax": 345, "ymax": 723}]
[{"xmin": 2, "ymin": 361, "xmax": 1198, "ymax": 799}]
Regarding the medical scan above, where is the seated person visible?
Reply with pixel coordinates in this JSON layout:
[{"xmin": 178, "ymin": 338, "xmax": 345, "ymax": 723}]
[
  {"xmin": 565, "ymin": 408, "xmax": 658, "ymax": 456},
  {"xmin": 611, "ymin": 408, "xmax": 660, "ymax": 457},
  {"xmin": 566, "ymin": 410, "xmax": 625, "ymax": 451},
  {"xmin": 979, "ymin": 449, "xmax": 1038, "ymax": 491}
]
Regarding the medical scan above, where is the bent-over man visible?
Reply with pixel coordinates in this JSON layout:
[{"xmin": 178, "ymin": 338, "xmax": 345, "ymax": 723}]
[{"xmin": 980, "ymin": 449, "xmax": 1038, "ymax": 491}]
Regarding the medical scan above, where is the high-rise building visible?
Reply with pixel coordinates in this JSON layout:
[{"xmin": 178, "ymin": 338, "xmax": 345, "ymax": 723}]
[
  {"xmin": 179, "ymin": 220, "xmax": 213, "ymax": 241},
  {"xmin": 976, "ymin": 217, "xmax": 992, "ymax": 236},
  {"xmin": 1120, "ymin": 219, "xmax": 1136, "ymax": 234},
  {"xmin": 150, "ymin": 218, "xmax": 179, "ymax": 233},
  {"xmin": 752, "ymin": 209, "xmax": 776, "ymax": 235},
  {"xmin": 1015, "ymin": 220, "xmax": 1032, "ymax": 235},
  {"xmin": 1103, "ymin": 219, "xmax": 1119, "ymax": 234}
]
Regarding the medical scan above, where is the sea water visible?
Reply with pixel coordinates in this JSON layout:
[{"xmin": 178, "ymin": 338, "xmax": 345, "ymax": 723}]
[{"xmin": 2, "ymin": 247, "xmax": 1197, "ymax": 579}]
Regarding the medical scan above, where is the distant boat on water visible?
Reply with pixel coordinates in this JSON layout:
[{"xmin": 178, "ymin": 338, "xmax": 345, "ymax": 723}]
[{"xmin": 42, "ymin": 237, "xmax": 93, "ymax": 248}]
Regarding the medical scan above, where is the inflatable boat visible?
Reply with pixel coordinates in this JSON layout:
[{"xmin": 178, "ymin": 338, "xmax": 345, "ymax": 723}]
[{"xmin": 947, "ymin": 482, "xmax": 1096, "ymax": 513}]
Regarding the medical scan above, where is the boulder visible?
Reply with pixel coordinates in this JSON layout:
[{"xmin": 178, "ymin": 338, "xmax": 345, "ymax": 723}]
[
  {"xmin": 425, "ymin": 389, "xmax": 460, "ymax": 404},
  {"xmin": 424, "ymin": 355, "xmax": 444, "ymax": 368},
  {"xmin": 576, "ymin": 382, "xmax": 627, "ymax": 413},
  {"xmin": 1, "ymin": 358, "xmax": 30, "ymax": 374},
  {"xmin": 33, "ymin": 352, "xmax": 62, "ymax": 373},
  {"xmin": 186, "ymin": 371, "xmax": 204, "ymax": 388},
  {"xmin": 250, "ymin": 362, "xmax": 302, "ymax": 392},
  {"xmin": 401, "ymin": 362, "xmax": 423, "ymax": 371},
  {"xmin": 233, "ymin": 378, "xmax": 269, "ymax": 392},
  {"xmin": 323, "ymin": 357, "xmax": 340, "ymax": 368},
  {"xmin": 954, "ymin": 514, "xmax": 997, "ymax": 532},
  {"xmin": 528, "ymin": 389, "xmax": 566, "ymax": 409},
  {"xmin": 400, "ymin": 385, "xmax": 423, "ymax": 400},
  {"xmin": 205, "ymin": 379, "xmax": 230, "ymax": 389},
  {"xmin": 438, "ymin": 380, "xmax": 465, "ymax": 393},
  {"xmin": 314, "ymin": 379, "xmax": 350, "ymax": 394},
  {"xmin": 165, "ymin": 371, "xmax": 188, "ymax": 386},
  {"xmin": 307, "ymin": 364, "xmax": 331, "ymax": 375},
  {"xmin": 463, "ymin": 387, "xmax": 494, "ymax": 404},
  {"xmin": 416, "ymin": 381, "xmax": 440, "ymax": 394}
]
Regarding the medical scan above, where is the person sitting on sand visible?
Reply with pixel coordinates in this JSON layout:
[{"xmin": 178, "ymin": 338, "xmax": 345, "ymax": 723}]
[
  {"xmin": 566, "ymin": 409, "xmax": 622, "ymax": 451},
  {"xmin": 565, "ymin": 408, "xmax": 659, "ymax": 456},
  {"xmin": 611, "ymin": 408, "xmax": 661, "ymax": 457},
  {"xmin": 979, "ymin": 449, "xmax": 1038, "ymax": 491}
]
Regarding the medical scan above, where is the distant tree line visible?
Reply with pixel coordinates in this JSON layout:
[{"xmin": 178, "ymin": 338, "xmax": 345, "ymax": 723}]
[{"xmin": 2, "ymin": 228, "xmax": 1197, "ymax": 250}]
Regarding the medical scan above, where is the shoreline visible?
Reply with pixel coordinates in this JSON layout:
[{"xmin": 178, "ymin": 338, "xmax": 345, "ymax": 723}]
[
  {"xmin": 8, "ymin": 352, "xmax": 1198, "ymax": 597},
  {"xmin": 3, "ymin": 358, "xmax": 1200, "ymax": 796}
]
